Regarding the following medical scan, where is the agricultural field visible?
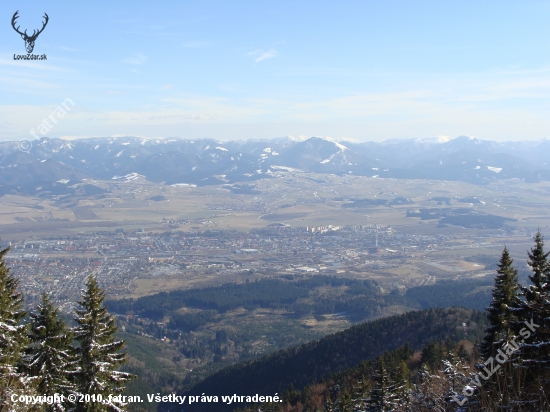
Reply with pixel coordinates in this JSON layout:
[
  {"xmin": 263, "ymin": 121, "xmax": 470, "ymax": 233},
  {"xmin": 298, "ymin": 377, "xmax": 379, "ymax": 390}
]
[{"xmin": 1, "ymin": 173, "xmax": 549, "ymax": 239}]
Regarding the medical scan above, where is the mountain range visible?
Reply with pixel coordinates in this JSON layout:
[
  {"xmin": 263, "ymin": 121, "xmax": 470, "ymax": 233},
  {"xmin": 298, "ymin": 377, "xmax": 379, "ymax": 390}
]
[{"xmin": 1, "ymin": 135, "xmax": 549, "ymax": 195}]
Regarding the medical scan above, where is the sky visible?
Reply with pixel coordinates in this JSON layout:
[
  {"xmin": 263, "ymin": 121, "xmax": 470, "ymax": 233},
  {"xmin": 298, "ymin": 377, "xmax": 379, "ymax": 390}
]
[{"xmin": 1, "ymin": 1, "xmax": 550, "ymax": 143}]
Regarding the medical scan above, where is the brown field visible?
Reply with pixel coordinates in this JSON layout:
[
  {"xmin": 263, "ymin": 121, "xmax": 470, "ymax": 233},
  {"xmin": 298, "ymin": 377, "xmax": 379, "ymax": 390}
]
[{"xmin": 1, "ymin": 175, "xmax": 549, "ymax": 240}]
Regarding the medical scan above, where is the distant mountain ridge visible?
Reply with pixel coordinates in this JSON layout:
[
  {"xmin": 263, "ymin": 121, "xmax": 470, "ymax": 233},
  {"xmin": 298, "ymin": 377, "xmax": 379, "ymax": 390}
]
[{"xmin": 1, "ymin": 135, "xmax": 549, "ymax": 195}]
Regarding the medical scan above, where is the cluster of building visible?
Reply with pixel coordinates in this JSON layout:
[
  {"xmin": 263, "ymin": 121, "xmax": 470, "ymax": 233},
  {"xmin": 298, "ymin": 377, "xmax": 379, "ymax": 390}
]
[
  {"xmin": 7, "ymin": 254, "xmax": 137, "ymax": 312},
  {"xmin": 4, "ymin": 223, "xmax": 529, "ymax": 312}
]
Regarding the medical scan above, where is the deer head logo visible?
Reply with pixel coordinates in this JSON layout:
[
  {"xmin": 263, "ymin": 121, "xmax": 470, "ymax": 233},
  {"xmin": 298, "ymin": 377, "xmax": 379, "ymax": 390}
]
[{"xmin": 12, "ymin": 11, "xmax": 49, "ymax": 54}]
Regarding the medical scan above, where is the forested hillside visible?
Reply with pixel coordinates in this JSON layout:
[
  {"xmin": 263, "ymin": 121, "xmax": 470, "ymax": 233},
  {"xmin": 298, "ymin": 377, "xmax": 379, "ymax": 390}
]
[
  {"xmin": 235, "ymin": 340, "xmax": 461, "ymax": 412},
  {"xmin": 164, "ymin": 307, "xmax": 487, "ymax": 412},
  {"xmin": 108, "ymin": 277, "xmax": 391, "ymax": 322},
  {"xmin": 109, "ymin": 275, "xmax": 493, "ymax": 328},
  {"xmin": 110, "ymin": 274, "xmax": 494, "ymax": 411}
]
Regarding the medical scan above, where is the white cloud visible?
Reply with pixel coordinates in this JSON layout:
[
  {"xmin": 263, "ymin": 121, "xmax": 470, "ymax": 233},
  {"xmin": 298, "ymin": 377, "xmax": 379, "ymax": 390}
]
[
  {"xmin": 122, "ymin": 53, "xmax": 147, "ymax": 65},
  {"xmin": 3, "ymin": 60, "xmax": 550, "ymax": 142},
  {"xmin": 248, "ymin": 49, "xmax": 279, "ymax": 63}
]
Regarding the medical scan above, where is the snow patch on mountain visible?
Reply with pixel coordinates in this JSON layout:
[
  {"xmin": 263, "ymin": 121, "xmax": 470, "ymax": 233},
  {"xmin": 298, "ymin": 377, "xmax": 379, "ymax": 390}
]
[
  {"xmin": 112, "ymin": 172, "xmax": 144, "ymax": 181},
  {"xmin": 333, "ymin": 142, "xmax": 348, "ymax": 151},
  {"xmin": 272, "ymin": 165, "xmax": 303, "ymax": 172},
  {"xmin": 171, "ymin": 183, "xmax": 197, "ymax": 187}
]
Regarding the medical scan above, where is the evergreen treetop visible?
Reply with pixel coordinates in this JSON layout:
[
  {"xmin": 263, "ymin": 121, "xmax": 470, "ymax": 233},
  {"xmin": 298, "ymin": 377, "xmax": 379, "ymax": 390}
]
[
  {"xmin": 73, "ymin": 275, "xmax": 133, "ymax": 411},
  {"xmin": 506, "ymin": 232, "xmax": 550, "ymax": 408},
  {"xmin": 479, "ymin": 246, "xmax": 521, "ymax": 360},
  {"xmin": 25, "ymin": 292, "xmax": 74, "ymax": 410},
  {"xmin": 526, "ymin": 229, "xmax": 550, "ymax": 301},
  {"xmin": 364, "ymin": 359, "xmax": 403, "ymax": 411},
  {"xmin": 0, "ymin": 244, "xmax": 32, "ymax": 409},
  {"xmin": 0, "ymin": 245, "xmax": 26, "ymax": 359}
]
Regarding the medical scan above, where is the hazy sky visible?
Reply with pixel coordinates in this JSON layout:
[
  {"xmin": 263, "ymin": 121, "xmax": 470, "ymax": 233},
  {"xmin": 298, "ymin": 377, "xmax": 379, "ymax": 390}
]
[{"xmin": 1, "ymin": 1, "xmax": 550, "ymax": 142}]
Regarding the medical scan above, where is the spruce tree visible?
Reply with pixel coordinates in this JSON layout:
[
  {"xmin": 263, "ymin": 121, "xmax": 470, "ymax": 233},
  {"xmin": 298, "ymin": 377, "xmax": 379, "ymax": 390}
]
[
  {"xmin": 337, "ymin": 388, "xmax": 353, "ymax": 412},
  {"xmin": 364, "ymin": 360, "xmax": 401, "ymax": 411},
  {"xmin": 479, "ymin": 246, "xmax": 521, "ymax": 360},
  {"xmin": 350, "ymin": 374, "xmax": 368, "ymax": 411},
  {"xmin": 323, "ymin": 395, "xmax": 335, "ymax": 412},
  {"xmin": 512, "ymin": 231, "xmax": 550, "ymax": 349},
  {"xmin": 0, "ymin": 244, "xmax": 32, "ymax": 409},
  {"xmin": 457, "ymin": 343, "xmax": 469, "ymax": 362},
  {"xmin": 411, "ymin": 363, "xmax": 454, "ymax": 411},
  {"xmin": 507, "ymin": 231, "xmax": 550, "ymax": 408},
  {"xmin": 73, "ymin": 276, "xmax": 133, "ymax": 411},
  {"xmin": 525, "ymin": 230, "xmax": 550, "ymax": 301},
  {"xmin": 25, "ymin": 292, "xmax": 74, "ymax": 411},
  {"xmin": 392, "ymin": 361, "xmax": 411, "ymax": 409},
  {"xmin": 420, "ymin": 340, "xmax": 446, "ymax": 372},
  {"xmin": 441, "ymin": 353, "xmax": 470, "ymax": 410}
]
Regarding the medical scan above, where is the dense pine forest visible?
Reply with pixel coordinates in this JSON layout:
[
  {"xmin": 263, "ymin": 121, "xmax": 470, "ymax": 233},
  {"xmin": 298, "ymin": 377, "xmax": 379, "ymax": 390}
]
[
  {"xmin": 2, "ymin": 231, "xmax": 550, "ymax": 411},
  {"xmin": 171, "ymin": 307, "xmax": 487, "ymax": 412},
  {"xmin": 107, "ymin": 275, "xmax": 494, "ymax": 328}
]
